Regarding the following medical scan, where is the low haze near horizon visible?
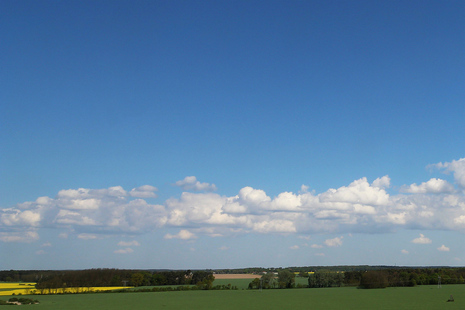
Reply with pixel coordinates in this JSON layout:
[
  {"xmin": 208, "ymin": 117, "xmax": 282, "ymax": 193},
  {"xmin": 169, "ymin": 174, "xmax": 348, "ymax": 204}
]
[{"xmin": 1, "ymin": 0, "xmax": 465, "ymax": 270}]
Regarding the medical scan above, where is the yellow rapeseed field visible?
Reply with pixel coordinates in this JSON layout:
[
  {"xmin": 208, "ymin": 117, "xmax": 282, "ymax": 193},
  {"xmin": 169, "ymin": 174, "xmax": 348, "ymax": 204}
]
[{"xmin": 0, "ymin": 283, "xmax": 130, "ymax": 296}]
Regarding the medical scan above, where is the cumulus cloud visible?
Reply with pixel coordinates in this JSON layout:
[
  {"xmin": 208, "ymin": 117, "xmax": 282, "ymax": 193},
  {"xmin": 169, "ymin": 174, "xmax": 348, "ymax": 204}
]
[
  {"xmin": 175, "ymin": 176, "xmax": 217, "ymax": 192},
  {"xmin": 164, "ymin": 229, "xmax": 196, "ymax": 240},
  {"xmin": 290, "ymin": 245, "xmax": 299, "ymax": 250},
  {"xmin": 1, "ymin": 185, "xmax": 168, "ymax": 242},
  {"xmin": 324, "ymin": 236, "xmax": 343, "ymax": 247},
  {"xmin": 1, "ymin": 209, "xmax": 41, "ymax": 226},
  {"xmin": 319, "ymin": 178, "xmax": 390, "ymax": 206},
  {"xmin": 437, "ymin": 245, "xmax": 450, "ymax": 252},
  {"xmin": 372, "ymin": 176, "xmax": 391, "ymax": 189},
  {"xmin": 401, "ymin": 249, "xmax": 409, "ymax": 254},
  {"xmin": 311, "ymin": 244, "xmax": 323, "ymax": 249},
  {"xmin": 412, "ymin": 234, "xmax": 432, "ymax": 244},
  {"xmin": 4, "ymin": 158, "xmax": 465, "ymax": 243},
  {"xmin": 434, "ymin": 158, "xmax": 465, "ymax": 188},
  {"xmin": 401, "ymin": 178, "xmax": 455, "ymax": 194}
]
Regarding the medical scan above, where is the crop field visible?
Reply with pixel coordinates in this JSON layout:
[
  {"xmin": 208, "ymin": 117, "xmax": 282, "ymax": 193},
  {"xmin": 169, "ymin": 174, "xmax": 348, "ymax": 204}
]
[
  {"xmin": 0, "ymin": 283, "xmax": 128, "ymax": 296},
  {"xmin": 1, "ymin": 285, "xmax": 465, "ymax": 309}
]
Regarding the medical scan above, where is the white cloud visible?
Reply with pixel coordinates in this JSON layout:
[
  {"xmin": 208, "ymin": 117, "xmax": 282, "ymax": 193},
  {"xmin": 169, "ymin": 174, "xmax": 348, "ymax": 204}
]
[
  {"xmin": 437, "ymin": 245, "xmax": 450, "ymax": 252},
  {"xmin": 175, "ymin": 176, "xmax": 217, "ymax": 192},
  {"xmin": 401, "ymin": 178, "xmax": 455, "ymax": 194},
  {"xmin": 454, "ymin": 215, "xmax": 465, "ymax": 224},
  {"xmin": 1, "ymin": 185, "xmax": 168, "ymax": 239},
  {"xmin": 41, "ymin": 242, "xmax": 52, "ymax": 247},
  {"xmin": 166, "ymin": 192, "xmax": 242, "ymax": 227},
  {"xmin": 372, "ymin": 176, "xmax": 391, "ymax": 189},
  {"xmin": 319, "ymin": 178, "xmax": 390, "ymax": 206},
  {"xmin": 36, "ymin": 250, "xmax": 46, "ymax": 255},
  {"xmin": 114, "ymin": 248, "xmax": 134, "ymax": 254},
  {"xmin": 311, "ymin": 244, "xmax": 323, "ymax": 249},
  {"xmin": 253, "ymin": 219, "xmax": 296, "ymax": 233},
  {"xmin": 117, "ymin": 240, "xmax": 140, "ymax": 247},
  {"xmin": 434, "ymin": 158, "xmax": 465, "ymax": 188},
  {"xmin": 77, "ymin": 233, "xmax": 97, "ymax": 240},
  {"xmin": 5, "ymin": 159, "xmax": 465, "ymax": 242},
  {"xmin": 270, "ymin": 192, "xmax": 302, "ymax": 211},
  {"xmin": 55, "ymin": 210, "xmax": 97, "ymax": 226},
  {"xmin": 315, "ymin": 253, "xmax": 325, "ymax": 256},
  {"xmin": 237, "ymin": 187, "xmax": 271, "ymax": 210},
  {"xmin": 401, "ymin": 249, "xmax": 409, "ymax": 254},
  {"xmin": 0, "ymin": 231, "xmax": 39, "ymax": 243},
  {"xmin": 300, "ymin": 185, "xmax": 310, "ymax": 193},
  {"xmin": 324, "ymin": 236, "xmax": 343, "ymax": 247},
  {"xmin": 411, "ymin": 234, "xmax": 432, "ymax": 244},
  {"xmin": 164, "ymin": 229, "xmax": 196, "ymax": 240},
  {"xmin": 219, "ymin": 246, "xmax": 229, "ymax": 251},
  {"xmin": 129, "ymin": 185, "xmax": 158, "ymax": 198},
  {"xmin": 57, "ymin": 186, "xmax": 127, "ymax": 200},
  {"xmin": 290, "ymin": 245, "xmax": 299, "ymax": 250},
  {"xmin": 1, "ymin": 209, "xmax": 41, "ymax": 226}
]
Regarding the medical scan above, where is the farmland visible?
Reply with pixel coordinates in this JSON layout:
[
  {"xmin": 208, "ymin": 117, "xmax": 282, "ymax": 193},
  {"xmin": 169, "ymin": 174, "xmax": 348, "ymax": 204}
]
[
  {"xmin": 1, "ymin": 280, "xmax": 465, "ymax": 309},
  {"xmin": 0, "ymin": 283, "xmax": 129, "ymax": 296}
]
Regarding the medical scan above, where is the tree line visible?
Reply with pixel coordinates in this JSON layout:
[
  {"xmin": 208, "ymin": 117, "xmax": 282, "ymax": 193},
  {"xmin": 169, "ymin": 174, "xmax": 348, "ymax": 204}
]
[
  {"xmin": 248, "ymin": 270, "xmax": 297, "ymax": 289},
  {"xmin": 346, "ymin": 268, "xmax": 465, "ymax": 288},
  {"xmin": 0, "ymin": 269, "xmax": 214, "ymax": 289},
  {"xmin": 3, "ymin": 267, "xmax": 465, "ymax": 290},
  {"xmin": 248, "ymin": 267, "xmax": 465, "ymax": 290}
]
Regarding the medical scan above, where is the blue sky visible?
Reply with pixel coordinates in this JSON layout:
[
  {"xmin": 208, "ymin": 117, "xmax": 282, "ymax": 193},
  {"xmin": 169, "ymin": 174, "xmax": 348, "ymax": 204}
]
[{"xmin": 1, "ymin": 0, "xmax": 465, "ymax": 270}]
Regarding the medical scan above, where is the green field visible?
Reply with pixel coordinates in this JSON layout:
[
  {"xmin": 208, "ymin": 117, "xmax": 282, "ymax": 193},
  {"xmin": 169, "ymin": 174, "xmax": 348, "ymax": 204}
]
[
  {"xmin": 213, "ymin": 278, "xmax": 254, "ymax": 289},
  {"xmin": 1, "ymin": 285, "xmax": 464, "ymax": 309}
]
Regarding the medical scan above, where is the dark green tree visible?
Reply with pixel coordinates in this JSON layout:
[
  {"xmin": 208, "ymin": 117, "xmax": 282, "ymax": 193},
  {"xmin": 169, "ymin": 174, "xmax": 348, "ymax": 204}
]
[
  {"xmin": 277, "ymin": 270, "xmax": 295, "ymax": 288},
  {"xmin": 130, "ymin": 273, "xmax": 145, "ymax": 287},
  {"xmin": 360, "ymin": 271, "xmax": 389, "ymax": 289}
]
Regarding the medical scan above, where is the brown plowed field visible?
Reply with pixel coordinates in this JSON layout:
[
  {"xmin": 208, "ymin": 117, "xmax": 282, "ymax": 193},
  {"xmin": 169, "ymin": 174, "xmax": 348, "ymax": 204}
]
[{"xmin": 213, "ymin": 274, "xmax": 261, "ymax": 279}]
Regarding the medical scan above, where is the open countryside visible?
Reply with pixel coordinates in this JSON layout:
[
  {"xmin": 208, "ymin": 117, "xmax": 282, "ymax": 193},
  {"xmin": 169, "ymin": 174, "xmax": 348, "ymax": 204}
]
[
  {"xmin": 2, "ymin": 1, "xmax": 465, "ymax": 309},
  {"xmin": 1, "ymin": 282, "xmax": 464, "ymax": 310},
  {"xmin": 1, "ymin": 268, "xmax": 465, "ymax": 309}
]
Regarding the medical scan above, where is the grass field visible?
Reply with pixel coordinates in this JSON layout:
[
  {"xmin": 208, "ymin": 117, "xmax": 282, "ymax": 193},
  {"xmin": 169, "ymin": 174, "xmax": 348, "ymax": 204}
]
[{"xmin": 1, "ymin": 285, "xmax": 464, "ymax": 309}]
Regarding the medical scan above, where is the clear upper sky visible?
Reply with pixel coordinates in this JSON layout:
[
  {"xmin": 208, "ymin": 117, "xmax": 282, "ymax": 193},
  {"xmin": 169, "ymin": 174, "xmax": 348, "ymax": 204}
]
[{"xmin": 1, "ymin": 0, "xmax": 464, "ymax": 269}]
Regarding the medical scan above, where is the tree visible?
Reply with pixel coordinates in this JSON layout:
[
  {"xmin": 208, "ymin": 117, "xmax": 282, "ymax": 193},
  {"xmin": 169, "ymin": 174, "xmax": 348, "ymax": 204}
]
[
  {"xmin": 360, "ymin": 271, "xmax": 388, "ymax": 289},
  {"xmin": 248, "ymin": 278, "xmax": 261, "ymax": 289},
  {"xmin": 277, "ymin": 270, "xmax": 295, "ymax": 288},
  {"xmin": 130, "ymin": 273, "xmax": 145, "ymax": 287},
  {"xmin": 151, "ymin": 273, "xmax": 167, "ymax": 286},
  {"xmin": 262, "ymin": 272, "xmax": 276, "ymax": 288},
  {"xmin": 196, "ymin": 274, "xmax": 215, "ymax": 290}
]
